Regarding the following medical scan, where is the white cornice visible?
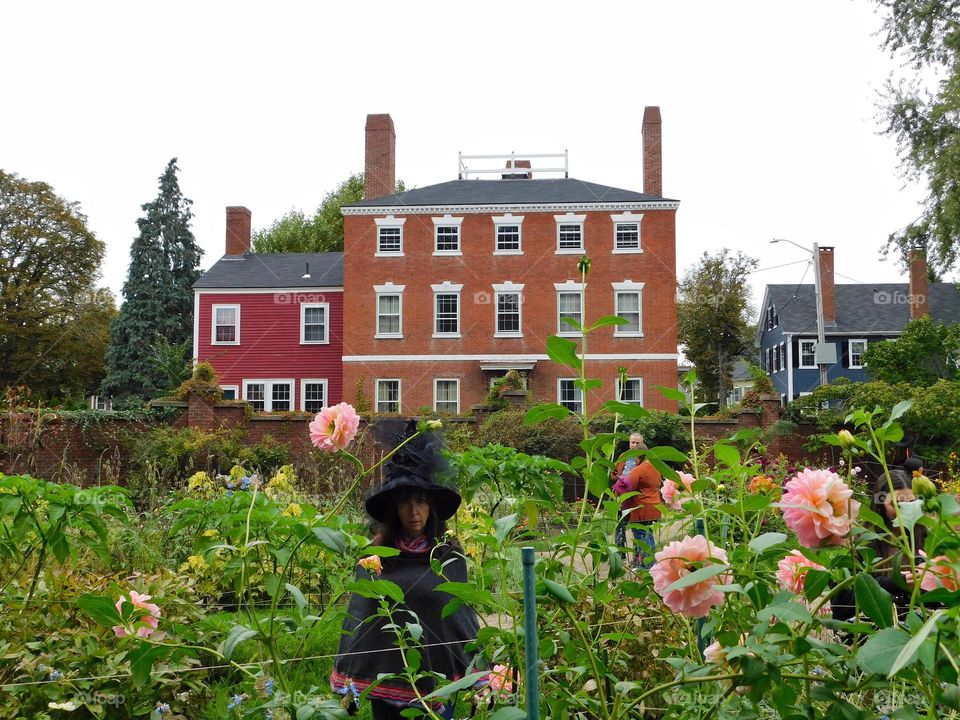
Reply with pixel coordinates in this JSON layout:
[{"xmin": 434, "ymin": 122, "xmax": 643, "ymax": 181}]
[
  {"xmin": 343, "ymin": 353, "xmax": 678, "ymax": 362},
  {"xmin": 195, "ymin": 287, "xmax": 342, "ymax": 294},
  {"xmin": 343, "ymin": 201, "xmax": 680, "ymax": 216}
]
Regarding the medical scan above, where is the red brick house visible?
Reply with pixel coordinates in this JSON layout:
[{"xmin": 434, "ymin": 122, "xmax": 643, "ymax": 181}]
[
  {"xmin": 341, "ymin": 112, "xmax": 679, "ymax": 414},
  {"xmin": 192, "ymin": 207, "xmax": 344, "ymax": 411}
]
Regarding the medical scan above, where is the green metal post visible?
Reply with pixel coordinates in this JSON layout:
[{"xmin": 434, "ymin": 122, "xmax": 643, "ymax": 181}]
[{"xmin": 521, "ymin": 546, "xmax": 540, "ymax": 720}]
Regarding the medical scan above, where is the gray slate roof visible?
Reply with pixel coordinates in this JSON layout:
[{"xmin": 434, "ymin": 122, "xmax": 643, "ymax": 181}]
[
  {"xmin": 193, "ymin": 252, "xmax": 343, "ymax": 289},
  {"xmin": 345, "ymin": 178, "xmax": 676, "ymax": 208},
  {"xmin": 764, "ymin": 283, "xmax": 960, "ymax": 335}
]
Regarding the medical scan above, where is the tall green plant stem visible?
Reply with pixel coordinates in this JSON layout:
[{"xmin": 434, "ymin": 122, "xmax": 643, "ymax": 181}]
[{"xmin": 568, "ymin": 261, "xmax": 593, "ymax": 583}]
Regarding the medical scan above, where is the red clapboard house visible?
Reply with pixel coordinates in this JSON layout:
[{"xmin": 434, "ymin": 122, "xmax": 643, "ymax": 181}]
[
  {"xmin": 192, "ymin": 207, "xmax": 344, "ymax": 411},
  {"xmin": 341, "ymin": 112, "xmax": 679, "ymax": 414}
]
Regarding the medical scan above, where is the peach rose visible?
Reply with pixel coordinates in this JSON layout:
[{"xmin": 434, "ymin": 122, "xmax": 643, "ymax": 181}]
[
  {"xmin": 651, "ymin": 535, "xmax": 729, "ymax": 618},
  {"xmin": 780, "ymin": 468, "xmax": 859, "ymax": 547}
]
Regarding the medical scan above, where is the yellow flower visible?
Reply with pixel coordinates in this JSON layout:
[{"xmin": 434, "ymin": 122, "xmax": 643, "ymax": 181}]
[
  {"xmin": 202, "ymin": 529, "xmax": 218, "ymax": 538},
  {"xmin": 358, "ymin": 555, "xmax": 383, "ymax": 574},
  {"xmin": 281, "ymin": 503, "xmax": 302, "ymax": 518},
  {"xmin": 187, "ymin": 555, "xmax": 208, "ymax": 572}
]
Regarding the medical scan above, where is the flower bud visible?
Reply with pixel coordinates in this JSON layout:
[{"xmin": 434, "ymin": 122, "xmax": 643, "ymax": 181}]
[
  {"xmin": 425, "ymin": 419, "xmax": 442, "ymax": 431},
  {"xmin": 837, "ymin": 430, "xmax": 856, "ymax": 450},
  {"xmin": 912, "ymin": 473, "xmax": 938, "ymax": 500}
]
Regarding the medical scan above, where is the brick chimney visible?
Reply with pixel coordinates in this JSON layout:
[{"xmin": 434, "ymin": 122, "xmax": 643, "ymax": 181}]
[
  {"xmin": 225, "ymin": 206, "xmax": 251, "ymax": 256},
  {"xmin": 642, "ymin": 106, "xmax": 662, "ymax": 196},
  {"xmin": 818, "ymin": 246, "xmax": 836, "ymax": 326},
  {"xmin": 909, "ymin": 248, "xmax": 929, "ymax": 318},
  {"xmin": 365, "ymin": 113, "xmax": 396, "ymax": 200},
  {"xmin": 502, "ymin": 159, "xmax": 532, "ymax": 179}
]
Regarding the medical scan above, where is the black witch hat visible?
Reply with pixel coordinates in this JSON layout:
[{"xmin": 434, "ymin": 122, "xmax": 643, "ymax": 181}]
[{"xmin": 364, "ymin": 419, "xmax": 461, "ymax": 523}]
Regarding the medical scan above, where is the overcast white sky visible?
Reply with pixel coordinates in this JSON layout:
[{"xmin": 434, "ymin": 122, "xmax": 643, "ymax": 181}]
[{"xmin": 2, "ymin": 0, "xmax": 944, "ymax": 322}]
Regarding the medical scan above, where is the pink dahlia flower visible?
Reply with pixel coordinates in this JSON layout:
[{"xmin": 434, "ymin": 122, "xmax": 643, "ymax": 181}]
[
  {"xmin": 113, "ymin": 590, "xmax": 161, "ymax": 638},
  {"xmin": 780, "ymin": 468, "xmax": 860, "ymax": 547},
  {"xmin": 309, "ymin": 402, "xmax": 360, "ymax": 452},
  {"xmin": 488, "ymin": 665, "xmax": 515, "ymax": 696},
  {"xmin": 905, "ymin": 553, "xmax": 960, "ymax": 592},
  {"xmin": 661, "ymin": 471, "xmax": 695, "ymax": 510},
  {"xmin": 776, "ymin": 550, "xmax": 826, "ymax": 594},
  {"xmin": 651, "ymin": 535, "xmax": 730, "ymax": 618}
]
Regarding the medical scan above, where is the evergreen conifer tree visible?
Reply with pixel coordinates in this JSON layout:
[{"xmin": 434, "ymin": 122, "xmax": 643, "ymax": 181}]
[{"xmin": 101, "ymin": 159, "xmax": 202, "ymax": 402}]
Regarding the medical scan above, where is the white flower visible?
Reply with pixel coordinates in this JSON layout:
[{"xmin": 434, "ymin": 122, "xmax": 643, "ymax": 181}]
[{"xmin": 48, "ymin": 701, "xmax": 78, "ymax": 711}]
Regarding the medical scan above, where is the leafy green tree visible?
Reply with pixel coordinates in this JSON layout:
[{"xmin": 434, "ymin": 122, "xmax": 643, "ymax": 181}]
[
  {"xmin": 0, "ymin": 170, "xmax": 116, "ymax": 400},
  {"xmin": 876, "ymin": 0, "xmax": 960, "ymax": 275},
  {"xmin": 252, "ymin": 173, "xmax": 404, "ymax": 253},
  {"xmin": 862, "ymin": 314, "xmax": 960, "ymax": 385},
  {"xmin": 677, "ymin": 249, "xmax": 758, "ymax": 407},
  {"xmin": 102, "ymin": 159, "xmax": 202, "ymax": 402}
]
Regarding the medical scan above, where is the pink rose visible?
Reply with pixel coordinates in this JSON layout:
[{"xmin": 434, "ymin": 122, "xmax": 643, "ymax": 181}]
[
  {"xmin": 309, "ymin": 402, "xmax": 360, "ymax": 452},
  {"xmin": 776, "ymin": 550, "xmax": 826, "ymax": 594},
  {"xmin": 651, "ymin": 535, "xmax": 729, "ymax": 618},
  {"xmin": 780, "ymin": 468, "xmax": 860, "ymax": 547},
  {"xmin": 661, "ymin": 472, "xmax": 695, "ymax": 510},
  {"xmin": 112, "ymin": 590, "xmax": 161, "ymax": 639},
  {"xmin": 488, "ymin": 664, "xmax": 515, "ymax": 696},
  {"xmin": 703, "ymin": 640, "xmax": 726, "ymax": 664},
  {"xmin": 904, "ymin": 553, "xmax": 959, "ymax": 592}
]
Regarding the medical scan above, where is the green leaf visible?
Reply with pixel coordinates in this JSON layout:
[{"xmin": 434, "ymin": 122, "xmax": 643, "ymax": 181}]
[
  {"xmin": 546, "ymin": 335, "xmax": 582, "ymax": 371},
  {"xmin": 220, "ymin": 624, "xmax": 258, "ymax": 660},
  {"xmin": 857, "ymin": 627, "xmax": 911, "ymax": 675},
  {"xmin": 435, "ymin": 582, "xmax": 496, "ymax": 607},
  {"xmin": 296, "ymin": 706, "xmax": 316, "ymax": 720},
  {"xmin": 285, "ymin": 583, "xmax": 308, "ymax": 614},
  {"xmin": 313, "ymin": 527, "xmax": 346, "ymax": 554},
  {"xmin": 129, "ymin": 644, "xmax": 166, "ymax": 688},
  {"xmin": 490, "ymin": 709, "xmax": 527, "ymax": 720},
  {"xmin": 804, "ymin": 569, "xmax": 831, "ymax": 601},
  {"xmin": 757, "ymin": 601, "xmax": 813, "ymax": 624},
  {"xmin": 646, "ymin": 445, "xmax": 689, "ymax": 463},
  {"xmin": 712, "ymin": 444, "xmax": 740, "ymax": 468},
  {"xmin": 888, "ymin": 399, "xmax": 913, "ymax": 423},
  {"xmin": 421, "ymin": 670, "xmax": 491, "ymax": 700},
  {"xmin": 663, "ymin": 563, "xmax": 728, "ymax": 592},
  {"xmin": 748, "ymin": 532, "xmax": 787, "ymax": 553},
  {"xmin": 405, "ymin": 622, "xmax": 423, "ymax": 642},
  {"xmin": 494, "ymin": 513, "xmax": 520, "ymax": 542},
  {"xmin": 347, "ymin": 579, "xmax": 404, "ymax": 603},
  {"xmin": 575, "ymin": 377, "xmax": 603, "ymax": 393},
  {"xmin": 656, "ymin": 385, "xmax": 687, "ymax": 402},
  {"xmin": 854, "ymin": 573, "xmax": 893, "ymax": 629},
  {"xmin": 77, "ymin": 594, "xmax": 122, "ymax": 628},
  {"xmin": 543, "ymin": 578, "xmax": 576, "ymax": 603},
  {"xmin": 601, "ymin": 400, "xmax": 650, "ymax": 419},
  {"xmin": 524, "ymin": 403, "xmax": 570, "ymax": 425},
  {"xmin": 888, "ymin": 609, "xmax": 944, "ymax": 677},
  {"xmin": 586, "ymin": 314, "xmax": 629, "ymax": 331},
  {"xmin": 363, "ymin": 545, "xmax": 401, "ymax": 558}
]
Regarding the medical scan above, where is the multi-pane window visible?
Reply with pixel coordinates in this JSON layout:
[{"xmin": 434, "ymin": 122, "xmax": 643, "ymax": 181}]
[
  {"xmin": 496, "ymin": 225, "xmax": 520, "ymax": 252},
  {"xmin": 377, "ymin": 294, "xmax": 402, "ymax": 336},
  {"xmin": 615, "ymin": 223, "xmax": 639, "ymax": 250},
  {"xmin": 558, "ymin": 224, "xmax": 583, "ymax": 251},
  {"xmin": 435, "ymin": 294, "xmax": 459, "ymax": 334},
  {"xmin": 434, "ymin": 379, "xmax": 459, "ymax": 414},
  {"xmin": 213, "ymin": 305, "xmax": 240, "ymax": 344},
  {"xmin": 799, "ymin": 339, "xmax": 816, "ymax": 368},
  {"xmin": 779, "ymin": 342, "xmax": 786, "ymax": 372},
  {"xmin": 849, "ymin": 339, "xmax": 867, "ymax": 369},
  {"xmin": 244, "ymin": 380, "xmax": 293, "ymax": 412},
  {"xmin": 376, "ymin": 379, "xmax": 400, "ymax": 413},
  {"xmin": 557, "ymin": 291, "xmax": 583, "ymax": 334},
  {"xmin": 558, "ymin": 379, "xmax": 583, "ymax": 413},
  {"xmin": 496, "ymin": 292, "xmax": 521, "ymax": 335},
  {"xmin": 615, "ymin": 291, "xmax": 642, "ymax": 335},
  {"xmin": 301, "ymin": 303, "xmax": 328, "ymax": 343},
  {"xmin": 220, "ymin": 386, "xmax": 238, "ymax": 401},
  {"xmin": 90, "ymin": 395, "xmax": 112, "ymax": 411},
  {"xmin": 302, "ymin": 380, "xmax": 327, "ymax": 413},
  {"xmin": 375, "ymin": 216, "xmax": 405, "ymax": 255},
  {"xmin": 435, "ymin": 226, "xmax": 460, "ymax": 253},
  {"xmin": 617, "ymin": 377, "xmax": 643, "ymax": 405}
]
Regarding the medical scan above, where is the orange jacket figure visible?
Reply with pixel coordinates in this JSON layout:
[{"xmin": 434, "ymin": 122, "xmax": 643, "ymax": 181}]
[{"xmin": 613, "ymin": 459, "xmax": 662, "ymax": 522}]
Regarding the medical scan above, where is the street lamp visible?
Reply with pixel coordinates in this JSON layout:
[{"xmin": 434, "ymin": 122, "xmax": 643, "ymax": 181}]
[{"xmin": 770, "ymin": 239, "xmax": 829, "ymax": 388}]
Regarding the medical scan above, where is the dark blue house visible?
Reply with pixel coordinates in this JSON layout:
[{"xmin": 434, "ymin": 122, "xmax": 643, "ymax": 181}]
[{"xmin": 757, "ymin": 250, "xmax": 960, "ymax": 403}]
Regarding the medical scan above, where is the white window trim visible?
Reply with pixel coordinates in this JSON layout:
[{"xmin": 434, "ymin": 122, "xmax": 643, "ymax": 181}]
[
  {"xmin": 219, "ymin": 385, "xmax": 239, "ymax": 401},
  {"xmin": 493, "ymin": 280, "xmax": 524, "ymax": 338},
  {"xmin": 300, "ymin": 378, "xmax": 329, "ymax": 412},
  {"xmin": 554, "ymin": 212, "xmax": 586, "ymax": 254},
  {"xmin": 300, "ymin": 302, "xmax": 330, "ymax": 344},
  {"xmin": 432, "ymin": 281, "xmax": 463, "ymax": 338},
  {"xmin": 848, "ymin": 338, "xmax": 868, "ymax": 369},
  {"xmin": 612, "ymin": 281, "xmax": 644, "ymax": 337},
  {"xmin": 555, "ymin": 280, "xmax": 585, "ymax": 337},
  {"xmin": 615, "ymin": 377, "xmax": 644, "ymax": 406},
  {"xmin": 610, "ymin": 211, "xmax": 643, "ymax": 254},
  {"xmin": 243, "ymin": 379, "xmax": 295, "ymax": 412},
  {"xmin": 798, "ymin": 338, "xmax": 817, "ymax": 369},
  {"xmin": 375, "ymin": 215, "xmax": 405, "ymax": 257},
  {"xmin": 557, "ymin": 378, "xmax": 584, "ymax": 414},
  {"xmin": 374, "ymin": 282, "xmax": 405, "ymax": 339},
  {"xmin": 493, "ymin": 213, "xmax": 524, "ymax": 255},
  {"xmin": 433, "ymin": 378, "xmax": 460, "ymax": 414},
  {"xmin": 212, "ymin": 304, "xmax": 241, "ymax": 346},
  {"xmin": 90, "ymin": 395, "xmax": 112, "ymax": 411},
  {"xmin": 375, "ymin": 378, "xmax": 402, "ymax": 414},
  {"xmin": 432, "ymin": 214, "xmax": 464, "ymax": 256},
  {"xmin": 779, "ymin": 342, "xmax": 786, "ymax": 373}
]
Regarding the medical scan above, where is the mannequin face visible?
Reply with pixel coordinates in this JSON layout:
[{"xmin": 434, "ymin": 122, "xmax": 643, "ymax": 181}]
[{"xmin": 397, "ymin": 491, "xmax": 431, "ymax": 537}]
